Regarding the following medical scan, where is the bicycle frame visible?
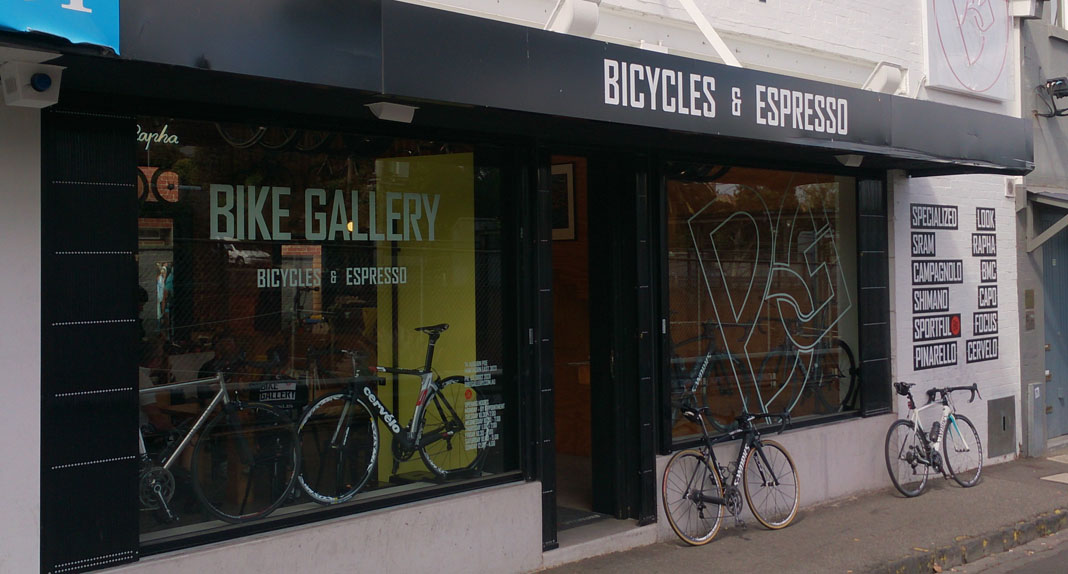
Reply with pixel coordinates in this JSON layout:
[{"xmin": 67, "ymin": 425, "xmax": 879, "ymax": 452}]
[
  {"xmin": 904, "ymin": 391, "xmax": 974, "ymax": 466},
  {"xmin": 138, "ymin": 373, "xmax": 232, "ymax": 470},
  {"xmin": 907, "ymin": 400, "xmax": 949, "ymax": 456},
  {"xmin": 342, "ymin": 328, "xmax": 460, "ymax": 452},
  {"xmin": 689, "ymin": 408, "xmax": 787, "ymax": 496}
]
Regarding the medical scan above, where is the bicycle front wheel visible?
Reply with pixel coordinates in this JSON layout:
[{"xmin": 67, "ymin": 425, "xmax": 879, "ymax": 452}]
[
  {"xmin": 885, "ymin": 419, "xmax": 929, "ymax": 497},
  {"xmin": 662, "ymin": 449, "xmax": 724, "ymax": 545},
  {"xmin": 297, "ymin": 392, "xmax": 379, "ymax": 504},
  {"xmin": 743, "ymin": 440, "xmax": 799, "ymax": 529},
  {"xmin": 944, "ymin": 414, "xmax": 983, "ymax": 488},
  {"xmin": 418, "ymin": 378, "xmax": 488, "ymax": 479},
  {"xmin": 191, "ymin": 403, "xmax": 299, "ymax": 523}
]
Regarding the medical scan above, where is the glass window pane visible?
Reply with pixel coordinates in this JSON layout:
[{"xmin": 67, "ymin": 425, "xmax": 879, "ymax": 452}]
[
  {"xmin": 135, "ymin": 119, "xmax": 513, "ymax": 542},
  {"xmin": 666, "ymin": 165, "xmax": 857, "ymax": 443}
]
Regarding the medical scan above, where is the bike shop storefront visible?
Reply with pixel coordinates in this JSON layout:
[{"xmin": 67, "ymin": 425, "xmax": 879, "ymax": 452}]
[{"xmin": 21, "ymin": 2, "xmax": 1033, "ymax": 574}]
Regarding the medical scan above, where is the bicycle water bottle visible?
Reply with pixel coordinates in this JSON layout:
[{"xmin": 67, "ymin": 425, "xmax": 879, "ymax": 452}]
[{"xmin": 929, "ymin": 421, "xmax": 940, "ymax": 442}]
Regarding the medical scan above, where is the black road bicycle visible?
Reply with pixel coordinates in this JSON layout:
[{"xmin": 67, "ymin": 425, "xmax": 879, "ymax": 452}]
[
  {"xmin": 296, "ymin": 323, "xmax": 490, "ymax": 504},
  {"xmin": 662, "ymin": 406, "xmax": 800, "ymax": 545}
]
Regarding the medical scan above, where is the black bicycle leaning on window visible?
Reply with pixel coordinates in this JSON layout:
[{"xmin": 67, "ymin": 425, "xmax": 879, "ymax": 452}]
[
  {"xmin": 662, "ymin": 406, "xmax": 800, "ymax": 545},
  {"xmin": 296, "ymin": 323, "xmax": 491, "ymax": 505}
]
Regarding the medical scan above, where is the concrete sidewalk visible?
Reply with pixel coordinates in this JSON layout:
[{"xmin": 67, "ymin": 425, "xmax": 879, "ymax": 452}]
[{"xmin": 540, "ymin": 445, "xmax": 1068, "ymax": 574}]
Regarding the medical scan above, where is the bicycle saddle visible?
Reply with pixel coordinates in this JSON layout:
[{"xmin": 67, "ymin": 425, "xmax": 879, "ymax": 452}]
[
  {"xmin": 415, "ymin": 323, "xmax": 450, "ymax": 335},
  {"xmin": 893, "ymin": 381, "xmax": 915, "ymax": 396},
  {"xmin": 679, "ymin": 405, "xmax": 708, "ymax": 424}
]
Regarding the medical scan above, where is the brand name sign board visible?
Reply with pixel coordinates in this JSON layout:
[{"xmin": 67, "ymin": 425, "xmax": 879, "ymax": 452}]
[
  {"xmin": 0, "ymin": 1, "xmax": 119, "ymax": 53},
  {"xmin": 908, "ymin": 204, "xmax": 1001, "ymax": 371}
]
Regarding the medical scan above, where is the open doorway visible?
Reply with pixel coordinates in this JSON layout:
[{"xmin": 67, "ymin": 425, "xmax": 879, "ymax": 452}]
[
  {"xmin": 549, "ymin": 152, "xmax": 651, "ymax": 536},
  {"xmin": 550, "ymin": 155, "xmax": 604, "ymax": 531}
]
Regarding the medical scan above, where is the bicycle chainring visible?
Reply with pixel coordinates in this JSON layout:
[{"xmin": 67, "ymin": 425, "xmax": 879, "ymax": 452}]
[
  {"xmin": 139, "ymin": 466, "xmax": 175, "ymax": 509},
  {"xmin": 391, "ymin": 431, "xmax": 416, "ymax": 461},
  {"xmin": 930, "ymin": 450, "xmax": 943, "ymax": 473},
  {"xmin": 724, "ymin": 485, "xmax": 743, "ymax": 516}
]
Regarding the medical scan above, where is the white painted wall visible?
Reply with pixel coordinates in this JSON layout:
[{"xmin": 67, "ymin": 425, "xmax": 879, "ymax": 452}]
[
  {"xmin": 109, "ymin": 482, "xmax": 543, "ymax": 574},
  {"xmin": 890, "ymin": 173, "xmax": 1022, "ymax": 463},
  {"xmin": 0, "ymin": 103, "xmax": 42, "ymax": 573}
]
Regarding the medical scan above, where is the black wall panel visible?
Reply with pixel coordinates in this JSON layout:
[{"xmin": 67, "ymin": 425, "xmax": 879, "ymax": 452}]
[
  {"xmin": 856, "ymin": 178, "xmax": 892, "ymax": 416},
  {"xmin": 533, "ymin": 161, "xmax": 558, "ymax": 551},
  {"xmin": 41, "ymin": 110, "xmax": 139, "ymax": 573}
]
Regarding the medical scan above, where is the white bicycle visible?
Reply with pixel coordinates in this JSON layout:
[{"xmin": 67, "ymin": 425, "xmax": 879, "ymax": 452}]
[{"xmin": 884, "ymin": 382, "xmax": 983, "ymax": 497}]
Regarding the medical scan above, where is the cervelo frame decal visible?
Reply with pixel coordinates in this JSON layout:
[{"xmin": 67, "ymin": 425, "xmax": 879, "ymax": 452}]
[{"xmin": 363, "ymin": 386, "xmax": 402, "ymax": 434}]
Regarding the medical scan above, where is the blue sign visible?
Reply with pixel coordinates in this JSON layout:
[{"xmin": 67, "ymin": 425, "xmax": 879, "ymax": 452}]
[{"xmin": 0, "ymin": 0, "xmax": 119, "ymax": 54}]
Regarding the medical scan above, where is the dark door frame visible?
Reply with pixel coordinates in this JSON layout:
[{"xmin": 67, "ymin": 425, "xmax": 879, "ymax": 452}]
[{"xmin": 536, "ymin": 149, "xmax": 657, "ymax": 551}]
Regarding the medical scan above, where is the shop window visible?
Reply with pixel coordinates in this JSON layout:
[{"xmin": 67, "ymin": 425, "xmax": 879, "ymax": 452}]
[
  {"xmin": 665, "ymin": 164, "xmax": 858, "ymax": 443},
  {"xmin": 135, "ymin": 118, "xmax": 515, "ymax": 544}
]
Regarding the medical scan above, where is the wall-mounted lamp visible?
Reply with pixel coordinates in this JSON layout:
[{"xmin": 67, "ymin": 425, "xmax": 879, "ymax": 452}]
[
  {"xmin": 1037, "ymin": 77, "xmax": 1068, "ymax": 117},
  {"xmin": 861, "ymin": 62, "xmax": 908, "ymax": 95},
  {"xmin": 835, "ymin": 154, "xmax": 864, "ymax": 168},
  {"xmin": 545, "ymin": 0, "xmax": 601, "ymax": 36},
  {"xmin": 365, "ymin": 102, "xmax": 418, "ymax": 124}
]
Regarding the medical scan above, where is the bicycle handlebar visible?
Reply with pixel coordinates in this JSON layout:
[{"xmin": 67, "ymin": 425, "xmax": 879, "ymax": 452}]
[
  {"xmin": 895, "ymin": 382, "xmax": 981, "ymax": 404},
  {"xmin": 677, "ymin": 403, "xmax": 790, "ymax": 435},
  {"xmin": 924, "ymin": 383, "xmax": 981, "ymax": 404}
]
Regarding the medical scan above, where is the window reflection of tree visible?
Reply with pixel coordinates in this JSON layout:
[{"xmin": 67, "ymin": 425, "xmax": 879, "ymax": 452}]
[{"xmin": 668, "ymin": 167, "xmax": 845, "ymax": 437}]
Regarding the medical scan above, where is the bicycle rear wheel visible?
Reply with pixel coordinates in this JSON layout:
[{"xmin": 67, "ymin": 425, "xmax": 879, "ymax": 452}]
[
  {"xmin": 297, "ymin": 392, "xmax": 379, "ymax": 504},
  {"xmin": 837, "ymin": 340, "xmax": 859, "ymax": 411},
  {"xmin": 884, "ymin": 419, "xmax": 929, "ymax": 497},
  {"xmin": 418, "ymin": 378, "xmax": 489, "ymax": 479},
  {"xmin": 191, "ymin": 403, "xmax": 299, "ymax": 523},
  {"xmin": 743, "ymin": 440, "xmax": 799, "ymax": 529},
  {"xmin": 943, "ymin": 414, "xmax": 983, "ymax": 487},
  {"xmin": 662, "ymin": 449, "xmax": 724, "ymax": 545}
]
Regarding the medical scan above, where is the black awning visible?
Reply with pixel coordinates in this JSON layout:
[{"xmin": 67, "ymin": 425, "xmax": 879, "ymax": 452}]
[
  {"xmin": 59, "ymin": 0, "xmax": 1034, "ymax": 176},
  {"xmin": 378, "ymin": 1, "xmax": 1033, "ymax": 176}
]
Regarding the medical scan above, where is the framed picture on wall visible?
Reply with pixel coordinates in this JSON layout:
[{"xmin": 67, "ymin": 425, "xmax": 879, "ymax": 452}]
[{"xmin": 551, "ymin": 163, "xmax": 575, "ymax": 240}]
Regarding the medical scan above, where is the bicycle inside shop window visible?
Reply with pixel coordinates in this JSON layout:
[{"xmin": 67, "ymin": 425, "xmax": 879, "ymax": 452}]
[
  {"xmin": 664, "ymin": 164, "xmax": 860, "ymax": 444},
  {"xmin": 135, "ymin": 117, "xmax": 516, "ymax": 545}
]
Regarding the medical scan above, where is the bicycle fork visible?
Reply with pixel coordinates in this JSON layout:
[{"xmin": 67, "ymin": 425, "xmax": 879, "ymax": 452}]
[
  {"xmin": 945, "ymin": 414, "xmax": 972, "ymax": 454},
  {"xmin": 748, "ymin": 444, "xmax": 781, "ymax": 488}
]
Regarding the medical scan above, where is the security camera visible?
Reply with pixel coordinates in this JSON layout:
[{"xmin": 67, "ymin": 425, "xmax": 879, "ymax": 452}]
[
  {"xmin": 1046, "ymin": 77, "xmax": 1068, "ymax": 99},
  {"xmin": 1, "ymin": 61, "xmax": 64, "ymax": 108}
]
